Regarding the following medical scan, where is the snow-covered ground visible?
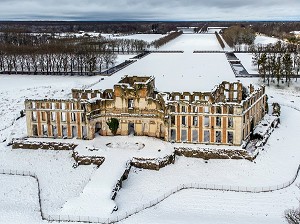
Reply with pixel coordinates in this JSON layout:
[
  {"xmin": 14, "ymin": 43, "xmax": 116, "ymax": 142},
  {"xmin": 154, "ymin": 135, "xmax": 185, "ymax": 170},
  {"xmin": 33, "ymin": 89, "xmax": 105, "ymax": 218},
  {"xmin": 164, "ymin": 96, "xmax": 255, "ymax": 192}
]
[
  {"xmin": 159, "ymin": 34, "xmax": 223, "ymax": 52},
  {"xmin": 0, "ymin": 33, "xmax": 300, "ymax": 224},
  {"xmin": 0, "ymin": 175, "xmax": 42, "ymax": 224},
  {"xmin": 254, "ymin": 35, "xmax": 280, "ymax": 45},
  {"xmin": 92, "ymin": 53, "xmax": 235, "ymax": 92},
  {"xmin": 114, "ymin": 54, "xmax": 136, "ymax": 64},
  {"xmin": 103, "ymin": 34, "xmax": 166, "ymax": 43},
  {"xmin": 235, "ymin": 53, "xmax": 257, "ymax": 74},
  {"xmin": 119, "ymin": 184, "xmax": 299, "ymax": 224}
]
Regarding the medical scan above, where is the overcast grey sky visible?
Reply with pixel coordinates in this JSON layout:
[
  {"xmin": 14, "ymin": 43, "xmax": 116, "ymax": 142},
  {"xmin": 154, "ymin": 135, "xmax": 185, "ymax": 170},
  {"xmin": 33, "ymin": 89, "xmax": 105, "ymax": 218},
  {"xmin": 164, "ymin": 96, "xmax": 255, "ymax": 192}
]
[{"xmin": 0, "ymin": 0, "xmax": 299, "ymax": 21}]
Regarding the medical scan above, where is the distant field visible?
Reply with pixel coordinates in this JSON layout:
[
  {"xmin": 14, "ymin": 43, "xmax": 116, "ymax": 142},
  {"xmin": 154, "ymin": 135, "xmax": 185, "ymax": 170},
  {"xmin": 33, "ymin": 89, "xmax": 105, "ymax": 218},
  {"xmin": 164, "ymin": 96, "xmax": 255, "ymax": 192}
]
[
  {"xmin": 254, "ymin": 35, "xmax": 279, "ymax": 45},
  {"xmin": 102, "ymin": 33, "xmax": 166, "ymax": 42},
  {"xmin": 92, "ymin": 52, "xmax": 235, "ymax": 92},
  {"xmin": 159, "ymin": 34, "xmax": 223, "ymax": 52}
]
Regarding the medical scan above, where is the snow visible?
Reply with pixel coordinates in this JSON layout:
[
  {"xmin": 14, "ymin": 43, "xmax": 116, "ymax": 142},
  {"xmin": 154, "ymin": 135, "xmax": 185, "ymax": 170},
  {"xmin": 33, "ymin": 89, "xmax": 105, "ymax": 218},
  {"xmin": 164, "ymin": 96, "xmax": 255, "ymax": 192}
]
[
  {"xmin": 119, "ymin": 185, "xmax": 299, "ymax": 224},
  {"xmin": 17, "ymin": 136, "xmax": 173, "ymax": 217},
  {"xmin": 60, "ymin": 155, "xmax": 125, "ymax": 217},
  {"xmin": 159, "ymin": 34, "xmax": 224, "ymax": 52},
  {"xmin": 254, "ymin": 35, "xmax": 280, "ymax": 45},
  {"xmin": 91, "ymin": 52, "xmax": 235, "ymax": 92},
  {"xmin": 0, "ymin": 175, "xmax": 42, "ymax": 224},
  {"xmin": 235, "ymin": 53, "xmax": 257, "ymax": 74},
  {"xmin": 0, "ymin": 33, "xmax": 300, "ymax": 224},
  {"xmin": 114, "ymin": 54, "xmax": 136, "ymax": 65},
  {"xmin": 104, "ymin": 34, "xmax": 166, "ymax": 43}
]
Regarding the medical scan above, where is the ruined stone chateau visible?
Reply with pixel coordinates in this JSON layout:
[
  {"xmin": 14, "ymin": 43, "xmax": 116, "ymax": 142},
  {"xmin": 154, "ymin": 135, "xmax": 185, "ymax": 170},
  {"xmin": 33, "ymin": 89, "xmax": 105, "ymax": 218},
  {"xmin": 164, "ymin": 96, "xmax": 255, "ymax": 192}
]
[{"xmin": 25, "ymin": 76, "xmax": 267, "ymax": 146}]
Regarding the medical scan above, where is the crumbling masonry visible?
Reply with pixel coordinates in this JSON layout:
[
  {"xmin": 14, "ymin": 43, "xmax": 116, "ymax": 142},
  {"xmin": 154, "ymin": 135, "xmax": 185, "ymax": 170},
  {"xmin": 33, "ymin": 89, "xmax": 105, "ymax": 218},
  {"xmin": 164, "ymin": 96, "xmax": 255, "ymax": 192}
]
[{"xmin": 25, "ymin": 76, "xmax": 267, "ymax": 146}]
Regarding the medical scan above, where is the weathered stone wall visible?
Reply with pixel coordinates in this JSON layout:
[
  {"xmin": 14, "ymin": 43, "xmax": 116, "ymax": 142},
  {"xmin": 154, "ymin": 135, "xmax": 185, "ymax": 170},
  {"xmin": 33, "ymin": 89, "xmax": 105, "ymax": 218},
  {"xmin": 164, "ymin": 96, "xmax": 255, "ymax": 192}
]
[
  {"xmin": 72, "ymin": 151, "xmax": 105, "ymax": 166},
  {"xmin": 174, "ymin": 147, "xmax": 256, "ymax": 161},
  {"xmin": 131, "ymin": 154, "xmax": 175, "ymax": 170},
  {"xmin": 111, "ymin": 162, "xmax": 132, "ymax": 200},
  {"xmin": 12, "ymin": 139, "xmax": 77, "ymax": 150}
]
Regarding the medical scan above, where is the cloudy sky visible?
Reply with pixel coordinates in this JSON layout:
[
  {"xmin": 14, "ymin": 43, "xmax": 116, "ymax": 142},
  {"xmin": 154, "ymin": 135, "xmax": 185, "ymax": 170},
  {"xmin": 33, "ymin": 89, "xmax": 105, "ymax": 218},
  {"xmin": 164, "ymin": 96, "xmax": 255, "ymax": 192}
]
[{"xmin": 0, "ymin": 0, "xmax": 299, "ymax": 21}]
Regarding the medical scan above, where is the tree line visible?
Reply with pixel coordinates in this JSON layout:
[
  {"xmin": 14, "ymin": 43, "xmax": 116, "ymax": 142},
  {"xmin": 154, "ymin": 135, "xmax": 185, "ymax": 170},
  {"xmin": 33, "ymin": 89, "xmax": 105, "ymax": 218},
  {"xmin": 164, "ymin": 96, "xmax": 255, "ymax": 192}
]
[
  {"xmin": 0, "ymin": 32, "xmax": 119, "ymax": 75},
  {"xmin": 0, "ymin": 31, "xmax": 150, "ymax": 75},
  {"xmin": 215, "ymin": 31, "xmax": 225, "ymax": 49},
  {"xmin": 221, "ymin": 25, "xmax": 256, "ymax": 48},
  {"xmin": 104, "ymin": 37, "xmax": 147, "ymax": 53},
  {"xmin": 252, "ymin": 41, "xmax": 300, "ymax": 86},
  {"xmin": 152, "ymin": 31, "xmax": 183, "ymax": 49}
]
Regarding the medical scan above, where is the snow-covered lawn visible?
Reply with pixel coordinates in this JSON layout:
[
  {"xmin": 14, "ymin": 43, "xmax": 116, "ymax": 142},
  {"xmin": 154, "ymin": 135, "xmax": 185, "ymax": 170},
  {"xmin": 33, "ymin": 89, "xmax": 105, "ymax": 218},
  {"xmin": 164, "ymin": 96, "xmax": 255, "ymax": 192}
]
[
  {"xmin": 119, "ymin": 184, "xmax": 299, "ymax": 224},
  {"xmin": 92, "ymin": 52, "xmax": 235, "ymax": 92},
  {"xmin": 20, "ymin": 136, "xmax": 173, "ymax": 218},
  {"xmin": 255, "ymin": 35, "xmax": 280, "ymax": 45},
  {"xmin": 235, "ymin": 53, "xmax": 257, "ymax": 74},
  {"xmin": 114, "ymin": 54, "xmax": 136, "ymax": 64},
  {"xmin": 158, "ymin": 34, "xmax": 223, "ymax": 52},
  {"xmin": 0, "ymin": 175, "xmax": 42, "ymax": 223},
  {"xmin": 102, "ymin": 34, "xmax": 166, "ymax": 43}
]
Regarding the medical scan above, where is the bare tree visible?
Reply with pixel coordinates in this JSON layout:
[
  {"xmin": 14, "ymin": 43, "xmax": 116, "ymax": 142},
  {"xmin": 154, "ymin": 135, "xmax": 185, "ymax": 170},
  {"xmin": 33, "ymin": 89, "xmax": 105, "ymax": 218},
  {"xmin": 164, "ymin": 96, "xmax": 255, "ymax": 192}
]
[{"xmin": 285, "ymin": 184, "xmax": 300, "ymax": 224}]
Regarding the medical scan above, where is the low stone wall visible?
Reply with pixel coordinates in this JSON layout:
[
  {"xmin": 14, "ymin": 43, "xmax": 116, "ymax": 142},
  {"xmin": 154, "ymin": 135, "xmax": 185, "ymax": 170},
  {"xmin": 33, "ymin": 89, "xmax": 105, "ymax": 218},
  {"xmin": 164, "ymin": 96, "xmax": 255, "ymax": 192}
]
[
  {"xmin": 175, "ymin": 147, "xmax": 255, "ymax": 161},
  {"xmin": 12, "ymin": 139, "xmax": 77, "ymax": 151},
  {"xmin": 72, "ymin": 151, "xmax": 105, "ymax": 166},
  {"xmin": 111, "ymin": 162, "xmax": 132, "ymax": 200},
  {"xmin": 131, "ymin": 154, "xmax": 175, "ymax": 170}
]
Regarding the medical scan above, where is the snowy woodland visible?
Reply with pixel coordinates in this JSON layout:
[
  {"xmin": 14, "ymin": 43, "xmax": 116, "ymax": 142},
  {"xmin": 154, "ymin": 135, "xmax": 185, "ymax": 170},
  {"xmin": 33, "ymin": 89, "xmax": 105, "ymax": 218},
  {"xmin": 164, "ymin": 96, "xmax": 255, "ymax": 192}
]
[
  {"xmin": 0, "ymin": 31, "xmax": 180, "ymax": 75},
  {"xmin": 0, "ymin": 30, "xmax": 300, "ymax": 224}
]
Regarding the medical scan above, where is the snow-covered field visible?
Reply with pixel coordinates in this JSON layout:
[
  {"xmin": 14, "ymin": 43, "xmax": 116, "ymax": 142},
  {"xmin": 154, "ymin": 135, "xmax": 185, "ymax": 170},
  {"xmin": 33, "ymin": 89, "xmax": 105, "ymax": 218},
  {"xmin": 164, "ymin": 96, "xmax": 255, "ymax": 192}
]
[
  {"xmin": 254, "ymin": 35, "xmax": 280, "ymax": 45},
  {"xmin": 0, "ymin": 175, "xmax": 41, "ymax": 223},
  {"xmin": 92, "ymin": 52, "xmax": 235, "ymax": 92},
  {"xmin": 235, "ymin": 53, "xmax": 257, "ymax": 74},
  {"xmin": 103, "ymin": 34, "xmax": 166, "ymax": 43},
  {"xmin": 119, "ymin": 184, "xmax": 299, "ymax": 224},
  {"xmin": 0, "ymin": 33, "xmax": 299, "ymax": 224},
  {"xmin": 159, "ymin": 34, "xmax": 223, "ymax": 52}
]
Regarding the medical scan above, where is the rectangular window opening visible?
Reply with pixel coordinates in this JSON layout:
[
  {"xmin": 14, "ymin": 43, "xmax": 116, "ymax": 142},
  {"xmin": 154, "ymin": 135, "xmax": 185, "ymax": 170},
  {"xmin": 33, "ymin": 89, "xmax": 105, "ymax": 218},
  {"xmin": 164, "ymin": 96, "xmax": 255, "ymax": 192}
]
[
  {"xmin": 171, "ymin": 129, "xmax": 176, "ymax": 141},
  {"xmin": 62, "ymin": 125, "xmax": 67, "ymax": 138},
  {"xmin": 181, "ymin": 130, "xmax": 187, "ymax": 142},
  {"xmin": 61, "ymin": 112, "xmax": 66, "ymax": 122},
  {"xmin": 216, "ymin": 117, "xmax": 222, "ymax": 127},
  {"xmin": 32, "ymin": 124, "xmax": 38, "ymax": 136},
  {"xmin": 192, "ymin": 130, "xmax": 198, "ymax": 142},
  {"xmin": 204, "ymin": 116, "xmax": 209, "ymax": 127},
  {"xmin": 32, "ymin": 111, "xmax": 37, "ymax": 121},
  {"xmin": 171, "ymin": 116, "xmax": 176, "ymax": 126},
  {"xmin": 182, "ymin": 116, "xmax": 186, "ymax": 126},
  {"xmin": 228, "ymin": 131, "xmax": 233, "ymax": 144},
  {"xmin": 216, "ymin": 131, "xmax": 222, "ymax": 143},
  {"xmin": 128, "ymin": 99, "xmax": 134, "ymax": 108},
  {"xmin": 204, "ymin": 106, "xmax": 209, "ymax": 113},
  {"xmin": 193, "ymin": 116, "xmax": 198, "ymax": 126},
  {"xmin": 228, "ymin": 117, "xmax": 233, "ymax": 128},
  {"xmin": 204, "ymin": 130, "xmax": 210, "ymax": 142},
  {"xmin": 72, "ymin": 126, "xmax": 77, "ymax": 138}
]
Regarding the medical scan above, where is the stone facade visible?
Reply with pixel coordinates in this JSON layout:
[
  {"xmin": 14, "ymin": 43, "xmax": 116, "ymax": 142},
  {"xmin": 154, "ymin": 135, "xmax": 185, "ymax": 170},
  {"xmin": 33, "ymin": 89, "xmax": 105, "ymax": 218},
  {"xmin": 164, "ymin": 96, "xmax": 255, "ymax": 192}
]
[{"xmin": 25, "ymin": 76, "xmax": 267, "ymax": 146}]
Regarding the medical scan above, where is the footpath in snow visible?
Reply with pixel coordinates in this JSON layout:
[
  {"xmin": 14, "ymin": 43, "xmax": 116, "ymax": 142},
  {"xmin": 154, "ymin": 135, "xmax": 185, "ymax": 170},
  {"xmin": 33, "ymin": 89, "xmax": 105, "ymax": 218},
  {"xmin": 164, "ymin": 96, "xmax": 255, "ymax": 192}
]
[{"xmin": 56, "ymin": 136, "xmax": 173, "ymax": 217}]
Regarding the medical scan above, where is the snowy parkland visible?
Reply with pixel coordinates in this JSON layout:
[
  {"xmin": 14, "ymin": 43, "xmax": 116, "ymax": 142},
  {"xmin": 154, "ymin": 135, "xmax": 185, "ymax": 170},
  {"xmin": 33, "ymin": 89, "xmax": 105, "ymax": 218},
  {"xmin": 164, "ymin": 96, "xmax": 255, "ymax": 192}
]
[{"xmin": 0, "ymin": 32, "xmax": 300, "ymax": 224}]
